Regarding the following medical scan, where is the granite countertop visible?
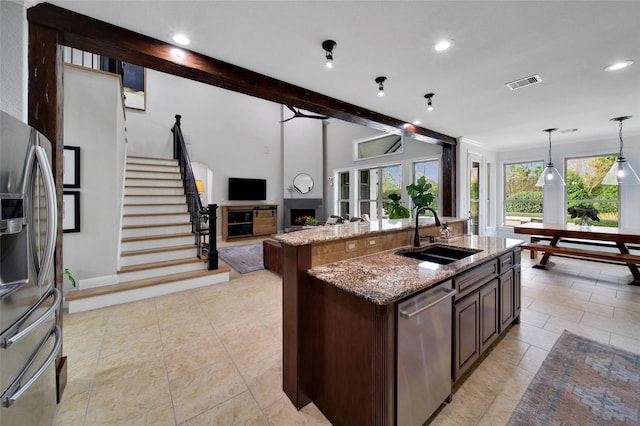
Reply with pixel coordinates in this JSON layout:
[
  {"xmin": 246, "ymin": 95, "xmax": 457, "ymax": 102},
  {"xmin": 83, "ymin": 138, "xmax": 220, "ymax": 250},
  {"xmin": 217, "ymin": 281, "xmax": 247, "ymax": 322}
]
[
  {"xmin": 273, "ymin": 217, "xmax": 464, "ymax": 246},
  {"xmin": 306, "ymin": 235, "xmax": 524, "ymax": 306}
]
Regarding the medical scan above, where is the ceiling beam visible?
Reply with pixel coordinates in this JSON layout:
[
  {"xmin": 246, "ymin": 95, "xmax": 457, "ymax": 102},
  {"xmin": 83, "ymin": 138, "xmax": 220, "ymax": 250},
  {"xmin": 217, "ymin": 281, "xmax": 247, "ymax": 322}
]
[{"xmin": 27, "ymin": 2, "xmax": 456, "ymax": 146}]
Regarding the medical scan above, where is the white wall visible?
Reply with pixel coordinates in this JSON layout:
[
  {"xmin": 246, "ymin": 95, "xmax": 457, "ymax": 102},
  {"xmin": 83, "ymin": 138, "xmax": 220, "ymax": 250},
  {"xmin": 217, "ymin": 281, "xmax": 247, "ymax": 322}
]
[
  {"xmin": 63, "ymin": 65, "xmax": 126, "ymax": 290},
  {"xmin": 0, "ymin": 0, "xmax": 28, "ymax": 120},
  {"xmin": 283, "ymin": 114, "xmax": 323, "ymax": 199}
]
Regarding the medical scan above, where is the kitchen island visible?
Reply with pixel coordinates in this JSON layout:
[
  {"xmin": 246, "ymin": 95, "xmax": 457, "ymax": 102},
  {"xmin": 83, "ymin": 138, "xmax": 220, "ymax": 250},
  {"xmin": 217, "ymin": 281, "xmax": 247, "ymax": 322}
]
[{"xmin": 274, "ymin": 220, "xmax": 523, "ymax": 425}]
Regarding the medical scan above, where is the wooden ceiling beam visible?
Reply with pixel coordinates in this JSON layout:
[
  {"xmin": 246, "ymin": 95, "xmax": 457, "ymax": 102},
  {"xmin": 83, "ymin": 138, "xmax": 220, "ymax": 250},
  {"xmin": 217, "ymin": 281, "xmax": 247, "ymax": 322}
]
[{"xmin": 27, "ymin": 2, "xmax": 456, "ymax": 146}]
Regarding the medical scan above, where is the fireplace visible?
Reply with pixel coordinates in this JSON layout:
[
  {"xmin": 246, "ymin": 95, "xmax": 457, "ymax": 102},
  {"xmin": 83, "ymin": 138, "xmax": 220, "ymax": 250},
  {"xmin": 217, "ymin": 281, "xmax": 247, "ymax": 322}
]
[
  {"xmin": 284, "ymin": 198, "xmax": 323, "ymax": 228},
  {"xmin": 291, "ymin": 209, "xmax": 316, "ymax": 226}
]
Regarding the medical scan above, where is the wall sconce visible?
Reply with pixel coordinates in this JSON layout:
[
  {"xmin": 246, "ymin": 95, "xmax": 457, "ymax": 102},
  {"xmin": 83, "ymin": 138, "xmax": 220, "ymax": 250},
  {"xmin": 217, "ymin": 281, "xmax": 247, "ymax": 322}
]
[
  {"xmin": 424, "ymin": 93, "xmax": 435, "ymax": 111},
  {"xmin": 375, "ymin": 76, "xmax": 387, "ymax": 97},
  {"xmin": 535, "ymin": 128, "xmax": 565, "ymax": 186},
  {"xmin": 322, "ymin": 40, "xmax": 336, "ymax": 69},
  {"xmin": 602, "ymin": 116, "xmax": 640, "ymax": 185}
]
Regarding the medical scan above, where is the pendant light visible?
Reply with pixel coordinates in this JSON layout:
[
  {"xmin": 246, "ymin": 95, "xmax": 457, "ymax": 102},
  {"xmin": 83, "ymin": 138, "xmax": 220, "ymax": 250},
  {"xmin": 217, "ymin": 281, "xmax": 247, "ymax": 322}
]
[
  {"xmin": 601, "ymin": 116, "xmax": 640, "ymax": 185},
  {"xmin": 536, "ymin": 128, "xmax": 565, "ymax": 187}
]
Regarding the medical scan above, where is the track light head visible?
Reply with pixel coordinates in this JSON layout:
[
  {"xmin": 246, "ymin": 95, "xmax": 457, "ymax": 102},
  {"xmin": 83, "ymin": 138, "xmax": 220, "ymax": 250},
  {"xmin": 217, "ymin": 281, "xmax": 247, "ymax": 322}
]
[
  {"xmin": 322, "ymin": 40, "xmax": 336, "ymax": 69},
  {"xmin": 424, "ymin": 93, "xmax": 435, "ymax": 111},
  {"xmin": 376, "ymin": 76, "xmax": 387, "ymax": 97}
]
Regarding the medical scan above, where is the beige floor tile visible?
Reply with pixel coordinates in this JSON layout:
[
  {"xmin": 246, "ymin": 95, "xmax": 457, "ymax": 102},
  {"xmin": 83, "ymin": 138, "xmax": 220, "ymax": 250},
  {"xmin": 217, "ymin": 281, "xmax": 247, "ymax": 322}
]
[
  {"xmin": 181, "ymin": 391, "xmax": 267, "ymax": 425},
  {"xmin": 238, "ymin": 353, "xmax": 283, "ymax": 409},
  {"xmin": 262, "ymin": 396, "xmax": 331, "ymax": 425},
  {"xmin": 169, "ymin": 356, "xmax": 248, "ymax": 424},
  {"xmin": 163, "ymin": 338, "xmax": 230, "ymax": 381},
  {"xmin": 99, "ymin": 323, "xmax": 163, "ymax": 361},
  {"xmin": 520, "ymin": 307, "xmax": 550, "ymax": 328},
  {"xmin": 581, "ymin": 311, "xmax": 640, "ymax": 340},
  {"xmin": 86, "ymin": 373, "xmax": 172, "ymax": 424},
  {"xmin": 542, "ymin": 315, "xmax": 611, "ymax": 345},
  {"xmin": 526, "ymin": 299, "xmax": 584, "ymax": 322},
  {"xmin": 94, "ymin": 350, "xmax": 166, "ymax": 386},
  {"xmin": 517, "ymin": 345, "xmax": 549, "ymax": 374},
  {"xmin": 610, "ymin": 333, "xmax": 640, "ymax": 354},
  {"xmin": 126, "ymin": 403, "xmax": 176, "ymax": 426}
]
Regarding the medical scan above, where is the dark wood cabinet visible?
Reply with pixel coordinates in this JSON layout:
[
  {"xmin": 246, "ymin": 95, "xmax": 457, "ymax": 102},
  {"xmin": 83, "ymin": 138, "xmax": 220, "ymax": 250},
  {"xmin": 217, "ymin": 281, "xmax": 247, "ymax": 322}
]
[{"xmin": 453, "ymin": 248, "xmax": 521, "ymax": 383}]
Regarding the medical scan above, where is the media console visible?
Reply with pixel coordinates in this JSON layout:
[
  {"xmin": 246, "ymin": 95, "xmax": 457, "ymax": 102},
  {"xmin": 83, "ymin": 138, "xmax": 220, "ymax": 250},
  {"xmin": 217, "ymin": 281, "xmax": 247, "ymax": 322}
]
[{"xmin": 221, "ymin": 204, "xmax": 278, "ymax": 241}]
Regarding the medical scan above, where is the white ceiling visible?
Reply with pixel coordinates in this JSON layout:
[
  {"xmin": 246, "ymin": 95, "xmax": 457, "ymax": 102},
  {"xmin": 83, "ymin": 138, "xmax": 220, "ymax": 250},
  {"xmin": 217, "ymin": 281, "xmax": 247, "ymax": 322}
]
[{"xmin": 47, "ymin": 0, "xmax": 640, "ymax": 151}]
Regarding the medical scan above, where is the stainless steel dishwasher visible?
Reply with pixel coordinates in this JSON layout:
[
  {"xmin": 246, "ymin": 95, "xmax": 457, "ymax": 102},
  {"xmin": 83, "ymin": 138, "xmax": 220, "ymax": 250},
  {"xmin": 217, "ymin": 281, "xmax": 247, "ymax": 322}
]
[{"xmin": 397, "ymin": 280, "xmax": 456, "ymax": 426}]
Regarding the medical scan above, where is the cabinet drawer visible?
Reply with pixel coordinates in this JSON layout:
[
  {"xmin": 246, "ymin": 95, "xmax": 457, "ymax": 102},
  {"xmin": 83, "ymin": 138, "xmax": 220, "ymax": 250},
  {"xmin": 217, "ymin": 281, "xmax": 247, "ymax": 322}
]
[
  {"xmin": 453, "ymin": 259, "xmax": 498, "ymax": 299},
  {"xmin": 498, "ymin": 253, "xmax": 513, "ymax": 273}
]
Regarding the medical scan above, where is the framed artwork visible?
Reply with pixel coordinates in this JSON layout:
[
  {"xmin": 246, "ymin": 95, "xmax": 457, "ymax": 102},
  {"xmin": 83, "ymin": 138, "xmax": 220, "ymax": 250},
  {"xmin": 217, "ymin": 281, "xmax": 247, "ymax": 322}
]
[
  {"xmin": 63, "ymin": 191, "xmax": 80, "ymax": 233},
  {"xmin": 123, "ymin": 63, "xmax": 146, "ymax": 110},
  {"xmin": 63, "ymin": 146, "xmax": 80, "ymax": 188}
]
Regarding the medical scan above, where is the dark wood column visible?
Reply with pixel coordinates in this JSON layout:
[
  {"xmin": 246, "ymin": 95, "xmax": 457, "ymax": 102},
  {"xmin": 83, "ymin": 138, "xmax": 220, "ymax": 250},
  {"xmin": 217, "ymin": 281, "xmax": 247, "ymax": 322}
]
[
  {"xmin": 27, "ymin": 22, "xmax": 67, "ymax": 402},
  {"xmin": 442, "ymin": 141, "xmax": 457, "ymax": 217}
]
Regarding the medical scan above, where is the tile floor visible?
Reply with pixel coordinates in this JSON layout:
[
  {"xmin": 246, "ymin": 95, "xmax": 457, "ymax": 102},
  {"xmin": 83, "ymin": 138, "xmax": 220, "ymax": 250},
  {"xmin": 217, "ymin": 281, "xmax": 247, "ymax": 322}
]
[{"xmin": 54, "ymin": 244, "xmax": 640, "ymax": 425}]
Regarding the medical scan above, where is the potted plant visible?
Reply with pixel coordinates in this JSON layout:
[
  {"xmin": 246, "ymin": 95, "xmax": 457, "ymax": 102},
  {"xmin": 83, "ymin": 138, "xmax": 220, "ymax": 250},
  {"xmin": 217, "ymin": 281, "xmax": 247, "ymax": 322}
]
[
  {"xmin": 305, "ymin": 217, "xmax": 319, "ymax": 226},
  {"xmin": 567, "ymin": 205, "xmax": 600, "ymax": 228},
  {"xmin": 387, "ymin": 193, "xmax": 410, "ymax": 219},
  {"xmin": 406, "ymin": 176, "xmax": 435, "ymax": 212}
]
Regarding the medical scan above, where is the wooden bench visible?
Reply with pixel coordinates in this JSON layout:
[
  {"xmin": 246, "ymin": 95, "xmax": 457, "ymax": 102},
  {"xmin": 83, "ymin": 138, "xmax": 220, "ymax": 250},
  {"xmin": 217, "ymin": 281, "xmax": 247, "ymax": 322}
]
[
  {"xmin": 527, "ymin": 235, "xmax": 640, "ymax": 259},
  {"xmin": 522, "ymin": 243, "xmax": 640, "ymax": 264}
]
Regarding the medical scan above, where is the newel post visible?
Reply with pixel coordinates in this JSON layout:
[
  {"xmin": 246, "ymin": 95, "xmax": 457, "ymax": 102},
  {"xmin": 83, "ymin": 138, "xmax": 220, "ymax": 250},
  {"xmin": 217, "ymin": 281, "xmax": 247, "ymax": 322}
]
[{"xmin": 207, "ymin": 204, "xmax": 219, "ymax": 270}]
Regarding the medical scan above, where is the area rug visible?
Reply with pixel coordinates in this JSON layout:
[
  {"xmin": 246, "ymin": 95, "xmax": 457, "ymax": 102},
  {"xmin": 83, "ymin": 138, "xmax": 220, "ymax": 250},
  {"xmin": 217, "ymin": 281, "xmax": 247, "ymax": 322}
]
[
  {"xmin": 217, "ymin": 243, "xmax": 264, "ymax": 273},
  {"xmin": 508, "ymin": 330, "xmax": 640, "ymax": 425}
]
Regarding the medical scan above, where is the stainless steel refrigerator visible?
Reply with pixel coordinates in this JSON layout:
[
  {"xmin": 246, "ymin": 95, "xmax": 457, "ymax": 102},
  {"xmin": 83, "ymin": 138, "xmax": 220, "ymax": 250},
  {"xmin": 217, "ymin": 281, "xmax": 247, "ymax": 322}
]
[{"xmin": 1, "ymin": 110, "xmax": 62, "ymax": 425}]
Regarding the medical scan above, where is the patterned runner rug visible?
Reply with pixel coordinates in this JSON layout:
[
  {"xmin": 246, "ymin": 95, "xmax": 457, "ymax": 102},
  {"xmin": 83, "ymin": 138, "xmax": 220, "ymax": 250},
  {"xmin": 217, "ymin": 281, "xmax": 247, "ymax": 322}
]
[
  {"xmin": 218, "ymin": 243, "xmax": 264, "ymax": 274},
  {"xmin": 508, "ymin": 330, "xmax": 640, "ymax": 425}
]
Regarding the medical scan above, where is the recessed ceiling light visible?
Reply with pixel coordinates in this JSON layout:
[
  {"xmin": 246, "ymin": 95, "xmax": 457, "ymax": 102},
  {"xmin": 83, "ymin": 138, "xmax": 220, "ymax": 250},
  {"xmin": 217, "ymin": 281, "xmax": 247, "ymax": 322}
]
[
  {"xmin": 172, "ymin": 33, "xmax": 190, "ymax": 46},
  {"xmin": 171, "ymin": 48, "xmax": 186, "ymax": 59},
  {"xmin": 604, "ymin": 60, "xmax": 633, "ymax": 72},
  {"xmin": 433, "ymin": 39, "xmax": 454, "ymax": 52},
  {"xmin": 412, "ymin": 120, "xmax": 422, "ymax": 125}
]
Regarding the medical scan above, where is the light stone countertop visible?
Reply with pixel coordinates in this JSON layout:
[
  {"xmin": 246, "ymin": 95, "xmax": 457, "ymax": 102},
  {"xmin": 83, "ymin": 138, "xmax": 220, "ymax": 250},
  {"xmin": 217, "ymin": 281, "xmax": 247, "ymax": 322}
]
[
  {"xmin": 273, "ymin": 217, "xmax": 464, "ymax": 246},
  {"xmin": 306, "ymin": 235, "xmax": 525, "ymax": 305}
]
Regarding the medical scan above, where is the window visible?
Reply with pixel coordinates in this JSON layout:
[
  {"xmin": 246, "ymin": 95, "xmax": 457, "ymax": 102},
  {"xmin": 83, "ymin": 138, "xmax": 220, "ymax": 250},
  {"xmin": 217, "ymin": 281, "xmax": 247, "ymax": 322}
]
[
  {"xmin": 338, "ymin": 171, "xmax": 350, "ymax": 219},
  {"xmin": 413, "ymin": 159, "xmax": 440, "ymax": 214},
  {"xmin": 566, "ymin": 155, "xmax": 618, "ymax": 226},
  {"xmin": 354, "ymin": 133, "xmax": 403, "ymax": 160},
  {"xmin": 504, "ymin": 161, "xmax": 543, "ymax": 226},
  {"xmin": 358, "ymin": 165, "xmax": 402, "ymax": 220}
]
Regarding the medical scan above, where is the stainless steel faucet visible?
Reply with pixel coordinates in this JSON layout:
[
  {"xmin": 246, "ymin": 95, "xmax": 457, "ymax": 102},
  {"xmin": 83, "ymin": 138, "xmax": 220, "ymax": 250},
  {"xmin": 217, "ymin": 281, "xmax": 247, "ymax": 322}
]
[{"xmin": 413, "ymin": 206, "xmax": 441, "ymax": 247}]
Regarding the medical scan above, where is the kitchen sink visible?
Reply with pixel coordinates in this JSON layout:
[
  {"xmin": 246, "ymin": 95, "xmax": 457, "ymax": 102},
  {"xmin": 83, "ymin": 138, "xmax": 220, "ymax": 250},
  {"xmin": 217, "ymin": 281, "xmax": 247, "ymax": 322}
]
[{"xmin": 396, "ymin": 245, "xmax": 481, "ymax": 265}]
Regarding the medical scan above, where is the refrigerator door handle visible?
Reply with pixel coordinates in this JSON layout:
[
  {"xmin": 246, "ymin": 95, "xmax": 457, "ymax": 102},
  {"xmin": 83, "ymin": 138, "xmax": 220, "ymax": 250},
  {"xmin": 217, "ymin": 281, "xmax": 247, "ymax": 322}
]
[
  {"xmin": 0, "ymin": 325, "xmax": 61, "ymax": 408},
  {"xmin": 32, "ymin": 145, "xmax": 57, "ymax": 288},
  {"xmin": 0, "ymin": 288, "xmax": 60, "ymax": 349}
]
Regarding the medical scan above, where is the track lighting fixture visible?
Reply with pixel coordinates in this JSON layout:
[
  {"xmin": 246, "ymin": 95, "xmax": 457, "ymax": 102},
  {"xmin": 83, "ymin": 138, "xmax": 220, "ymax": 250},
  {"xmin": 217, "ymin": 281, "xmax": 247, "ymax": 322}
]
[
  {"xmin": 322, "ymin": 40, "xmax": 336, "ymax": 69},
  {"xmin": 424, "ymin": 93, "xmax": 435, "ymax": 111},
  {"xmin": 536, "ymin": 128, "xmax": 565, "ymax": 187},
  {"xmin": 602, "ymin": 116, "xmax": 640, "ymax": 185},
  {"xmin": 375, "ymin": 76, "xmax": 387, "ymax": 97}
]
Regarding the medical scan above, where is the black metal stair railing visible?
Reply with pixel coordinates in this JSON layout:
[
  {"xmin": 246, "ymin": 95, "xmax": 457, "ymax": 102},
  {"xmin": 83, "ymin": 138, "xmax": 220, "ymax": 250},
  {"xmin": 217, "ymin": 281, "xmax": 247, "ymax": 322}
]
[{"xmin": 171, "ymin": 114, "xmax": 218, "ymax": 270}]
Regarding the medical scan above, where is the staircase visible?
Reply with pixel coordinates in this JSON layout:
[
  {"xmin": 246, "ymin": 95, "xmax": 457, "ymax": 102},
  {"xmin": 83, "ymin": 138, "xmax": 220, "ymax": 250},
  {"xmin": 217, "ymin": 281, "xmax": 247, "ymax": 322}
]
[{"xmin": 67, "ymin": 156, "xmax": 229, "ymax": 313}]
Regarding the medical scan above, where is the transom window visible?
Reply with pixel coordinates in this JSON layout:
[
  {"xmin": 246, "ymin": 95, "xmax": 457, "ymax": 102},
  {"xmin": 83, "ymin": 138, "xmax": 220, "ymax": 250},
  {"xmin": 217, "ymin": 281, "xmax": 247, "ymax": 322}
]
[{"xmin": 354, "ymin": 133, "xmax": 403, "ymax": 160}]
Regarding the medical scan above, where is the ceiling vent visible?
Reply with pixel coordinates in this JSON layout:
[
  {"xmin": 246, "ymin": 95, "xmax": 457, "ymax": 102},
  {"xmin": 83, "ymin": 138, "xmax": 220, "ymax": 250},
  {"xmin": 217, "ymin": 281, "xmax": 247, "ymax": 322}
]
[{"xmin": 505, "ymin": 74, "xmax": 542, "ymax": 91}]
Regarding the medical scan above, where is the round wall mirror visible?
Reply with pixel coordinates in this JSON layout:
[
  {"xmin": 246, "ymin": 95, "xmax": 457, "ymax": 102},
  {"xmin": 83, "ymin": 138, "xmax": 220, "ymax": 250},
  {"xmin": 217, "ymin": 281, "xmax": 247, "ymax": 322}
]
[{"xmin": 293, "ymin": 173, "xmax": 314, "ymax": 194}]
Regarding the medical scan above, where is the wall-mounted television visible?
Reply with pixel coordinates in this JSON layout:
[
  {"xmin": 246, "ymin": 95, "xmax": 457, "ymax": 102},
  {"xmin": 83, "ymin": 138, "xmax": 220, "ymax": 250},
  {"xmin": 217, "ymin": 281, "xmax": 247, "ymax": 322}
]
[{"xmin": 228, "ymin": 177, "xmax": 267, "ymax": 201}]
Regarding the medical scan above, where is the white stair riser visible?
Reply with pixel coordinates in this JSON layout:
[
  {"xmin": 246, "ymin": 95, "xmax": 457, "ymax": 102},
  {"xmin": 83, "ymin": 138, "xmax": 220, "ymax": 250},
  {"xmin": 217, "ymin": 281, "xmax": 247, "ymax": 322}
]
[
  {"xmin": 125, "ymin": 178, "xmax": 182, "ymax": 187},
  {"xmin": 121, "ymin": 236, "xmax": 194, "ymax": 251},
  {"xmin": 68, "ymin": 272, "xmax": 230, "ymax": 314},
  {"xmin": 124, "ymin": 169, "xmax": 182, "ymax": 181},
  {"xmin": 122, "ymin": 224, "xmax": 192, "ymax": 238},
  {"xmin": 124, "ymin": 195, "xmax": 186, "ymax": 204},
  {"xmin": 123, "ymin": 214, "xmax": 190, "ymax": 226},
  {"xmin": 120, "ymin": 249, "xmax": 195, "ymax": 267},
  {"xmin": 118, "ymin": 262, "xmax": 205, "ymax": 282},
  {"xmin": 123, "ymin": 204, "xmax": 188, "ymax": 215},
  {"xmin": 125, "ymin": 187, "xmax": 184, "ymax": 196}
]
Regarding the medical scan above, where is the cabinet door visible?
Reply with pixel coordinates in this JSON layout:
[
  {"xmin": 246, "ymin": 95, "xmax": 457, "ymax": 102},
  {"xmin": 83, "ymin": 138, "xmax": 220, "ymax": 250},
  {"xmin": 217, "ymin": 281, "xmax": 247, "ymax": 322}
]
[
  {"xmin": 253, "ymin": 208, "xmax": 277, "ymax": 235},
  {"xmin": 480, "ymin": 279, "xmax": 499, "ymax": 352},
  {"xmin": 453, "ymin": 293, "xmax": 480, "ymax": 381},
  {"xmin": 499, "ymin": 271, "xmax": 514, "ymax": 331}
]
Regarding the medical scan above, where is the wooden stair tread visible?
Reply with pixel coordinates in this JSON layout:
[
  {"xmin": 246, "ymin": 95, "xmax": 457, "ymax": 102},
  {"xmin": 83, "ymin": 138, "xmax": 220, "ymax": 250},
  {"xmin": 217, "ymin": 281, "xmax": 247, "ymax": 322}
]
[
  {"xmin": 121, "ymin": 244, "xmax": 196, "ymax": 256},
  {"xmin": 119, "ymin": 257, "xmax": 205, "ymax": 273},
  {"xmin": 66, "ymin": 266, "xmax": 231, "ymax": 302},
  {"xmin": 124, "ymin": 194, "xmax": 185, "ymax": 197},
  {"xmin": 124, "ymin": 203, "xmax": 185, "ymax": 207},
  {"xmin": 123, "ymin": 212, "xmax": 189, "ymax": 218},
  {"xmin": 122, "ymin": 223, "xmax": 190, "ymax": 230},
  {"xmin": 122, "ymin": 232, "xmax": 192, "ymax": 243},
  {"xmin": 125, "ymin": 184, "xmax": 182, "ymax": 188},
  {"xmin": 125, "ymin": 177, "xmax": 181, "ymax": 181}
]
